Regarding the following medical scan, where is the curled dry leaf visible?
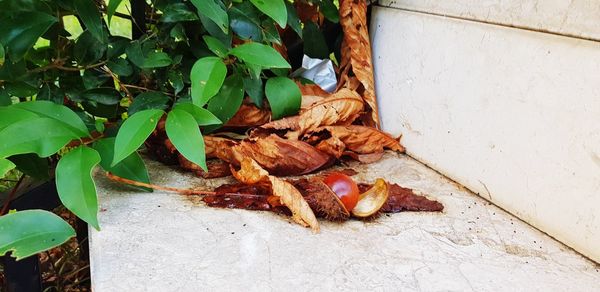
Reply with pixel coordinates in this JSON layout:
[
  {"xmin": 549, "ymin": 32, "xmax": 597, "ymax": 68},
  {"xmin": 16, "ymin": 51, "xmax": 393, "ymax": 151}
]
[
  {"xmin": 342, "ymin": 151, "xmax": 384, "ymax": 164},
  {"xmin": 315, "ymin": 135, "xmax": 346, "ymax": 158},
  {"xmin": 225, "ymin": 103, "xmax": 271, "ymax": 129},
  {"xmin": 231, "ymin": 157, "xmax": 320, "ymax": 231},
  {"xmin": 204, "ymin": 135, "xmax": 239, "ymax": 163},
  {"xmin": 319, "ymin": 125, "xmax": 405, "ymax": 154},
  {"xmin": 232, "ymin": 134, "xmax": 332, "ymax": 176},
  {"xmin": 352, "ymin": 178, "xmax": 389, "ymax": 218},
  {"xmin": 260, "ymin": 88, "xmax": 363, "ymax": 134},
  {"xmin": 339, "ymin": 0, "xmax": 379, "ymax": 127},
  {"xmin": 178, "ymin": 156, "xmax": 232, "ymax": 178}
]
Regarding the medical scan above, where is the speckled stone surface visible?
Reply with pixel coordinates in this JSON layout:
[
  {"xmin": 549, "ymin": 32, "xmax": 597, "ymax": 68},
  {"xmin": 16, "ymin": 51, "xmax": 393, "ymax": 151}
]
[{"xmin": 89, "ymin": 152, "xmax": 600, "ymax": 291}]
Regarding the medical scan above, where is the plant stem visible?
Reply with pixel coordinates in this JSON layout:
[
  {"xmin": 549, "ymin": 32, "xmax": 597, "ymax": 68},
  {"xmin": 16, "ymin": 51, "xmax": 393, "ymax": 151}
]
[
  {"xmin": 29, "ymin": 60, "xmax": 107, "ymax": 73},
  {"xmin": 122, "ymin": 84, "xmax": 175, "ymax": 97},
  {"xmin": 1, "ymin": 174, "xmax": 25, "ymax": 215},
  {"xmin": 105, "ymin": 172, "xmax": 216, "ymax": 195}
]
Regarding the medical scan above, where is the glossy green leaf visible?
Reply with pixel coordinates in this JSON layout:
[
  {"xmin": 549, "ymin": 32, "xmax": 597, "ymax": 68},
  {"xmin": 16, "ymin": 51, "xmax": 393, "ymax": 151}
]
[
  {"xmin": 0, "ymin": 12, "xmax": 57, "ymax": 61},
  {"xmin": 249, "ymin": 0, "xmax": 287, "ymax": 28},
  {"xmin": 0, "ymin": 158, "xmax": 15, "ymax": 178},
  {"xmin": 82, "ymin": 88, "xmax": 121, "ymax": 105},
  {"xmin": 106, "ymin": 58, "xmax": 133, "ymax": 77},
  {"xmin": 229, "ymin": 2, "xmax": 263, "ymax": 42},
  {"xmin": 74, "ymin": 0, "xmax": 106, "ymax": 43},
  {"xmin": 190, "ymin": 0, "xmax": 229, "ymax": 33},
  {"xmin": 190, "ymin": 57, "xmax": 227, "ymax": 106},
  {"xmin": 74, "ymin": 30, "xmax": 107, "ymax": 65},
  {"xmin": 143, "ymin": 51, "xmax": 172, "ymax": 68},
  {"xmin": 243, "ymin": 76, "xmax": 264, "ymax": 107},
  {"xmin": 0, "ymin": 42, "xmax": 4, "ymax": 66},
  {"xmin": 319, "ymin": 0, "xmax": 339, "ymax": 23},
  {"xmin": 161, "ymin": 3, "xmax": 198, "ymax": 22},
  {"xmin": 0, "ymin": 107, "xmax": 38, "ymax": 131},
  {"xmin": 129, "ymin": 92, "xmax": 170, "ymax": 115},
  {"xmin": 0, "ymin": 91, "xmax": 10, "ymax": 106},
  {"xmin": 203, "ymin": 36, "xmax": 228, "ymax": 58},
  {"xmin": 262, "ymin": 20, "xmax": 282, "ymax": 44},
  {"xmin": 7, "ymin": 154, "xmax": 49, "ymax": 180},
  {"xmin": 13, "ymin": 101, "xmax": 90, "ymax": 137},
  {"xmin": 0, "ymin": 210, "xmax": 75, "ymax": 260},
  {"xmin": 229, "ymin": 42, "xmax": 290, "ymax": 68},
  {"xmin": 168, "ymin": 70, "xmax": 184, "ymax": 95},
  {"xmin": 56, "ymin": 146, "xmax": 101, "ymax": 230},
  {"xmin": 286, "ymin": 2, "xmax": 302, "ymax": 38},
  {"xmin": 303, "ymin": 21, "xmax": 329, "ymax": 59},
  {"xmin": 107, "ymin": 0, "xmax": 125, "ymax": 24},
  {"xmin": 265, "ymin": 77, "xmax": 301, "ymax": 119},
  {"xmin": 4, "ymin": 81, "xmax": 38, "ymax": 98},
  {"xmin": 93, "ymin": 138, "xmax": 151, "ymax": 192},
  {"xmin": 0, "ymin": 118, "xmax": 79, "ymax": 158},
  {"xmin": 206, "ymin": 74, "xmax": 244, "ymax": 130},
  {"xmin": 112, "ymin": 109, "xmax": 164, "ymax": 166},
  {"xmin": 173, "ymin": 103, "xmax": 221, "ymax": 126},
  {"xmin": 37, "ymin": 83, "xmax": 63, "ymax": 104},
  {"xmin": 166, "ymin": 109, "xmax": 207, "ymax": 171}
]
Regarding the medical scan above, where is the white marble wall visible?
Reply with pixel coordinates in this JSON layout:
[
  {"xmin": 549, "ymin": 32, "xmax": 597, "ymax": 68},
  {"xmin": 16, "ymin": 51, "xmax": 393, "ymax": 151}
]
[{"xmin": 371, "ymin": 6, "xmax": 600, "ymax": 262}]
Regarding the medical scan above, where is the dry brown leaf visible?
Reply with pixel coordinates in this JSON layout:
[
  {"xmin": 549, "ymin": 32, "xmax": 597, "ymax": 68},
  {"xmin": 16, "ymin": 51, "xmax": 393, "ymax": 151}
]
[
  {"xmin": 339, "ymin": 0, "xmax": 379, "ymax": 127},
  {"xmin": 320, "ymin": 125, "xmax": 405, "ymax": 153},
  {"xmin": 232, "ymin": 157, "xmax": 320, "ymax": 231},
  {"xmin": 178, "ymin": 156, "xmax": 232, "ymax": 178},
  {"xmin": 232, "ymin": 134, "xmax": 332, "ymax": 176},
  {"xmin": 358, "ymin": 183, "xmax": 444, "ymax": 213},
  {"xmin": 204, "ymin": 136, "xmax": 239, "ymax": 163},
  {"xmin": 259, "ymin": 88, "xmax": 363, "ymax": 133},
  {"xmin": 315, "ymin": 135, "xmax": 346, "ymax": 158},
  {"xmin": 342, "ymin": 151, "xmax": 384, "ymax": 163},
  {"xmin": 295, "ymin": 0, "xmax": 323, "ymax": 25},
  {"xmin": 298, "ymin": 82, "xmax": 330, "ymax": 98},
  {"xmin": 225, "ymin": 103, "xmax": 271, "ymax": 128}
]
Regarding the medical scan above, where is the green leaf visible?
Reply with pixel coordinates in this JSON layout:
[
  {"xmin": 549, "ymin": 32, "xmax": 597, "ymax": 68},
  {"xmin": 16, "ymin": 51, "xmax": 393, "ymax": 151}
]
[
  {"xmin": 0, "ymin": 41, "xmax": 4, "ymax": 66},
  {"xmin": 0, "ymin": 107, "xmax": 38, "ymax": 132},
  {"xmin": 286, "ymin": 2, "xmax": 302, "ymax": 38},
  {"xmin": 168, "ymin": 70, "xmax": 184, "ymax": 95},
  {"xmin": 0, "ymin": 118, "xmax": 79, "ymax": 158},
  {"xmin": 206, "ymin": 74, "xmax": 244, "ymax": 130},
  {"xmin": 143, "ymin": 51, "xmax": 172, "ymax": 68},
  {"xmin": 198, "ymin": 13, "xmax": 232, "ymax": 45},
  {"xmin": 249, "ymin": 0, "xmax": 287, "ymax": 28},
  {"xmin": 161, "ymin": 3, "xmax": 198, "ymax": 22},
  {"xmin": 128, "ymin": 92, "xmax": 170, "ymax": 115},
  {"xmin": 107, "ymin": 0, "xmax": 125, "ymax": 24},
  {"xmin": 74, "ymin": 0, "xmax": 107, "ymax": 43},
  {"xmin": 56, "ymin": 146, "xmax": 101, "ymax": 230},
  {"xmin": 93, "ymin": 138, "xmax": 151, "ymax": 192},
  {"xmin": 0, "ymin": 158, "xmax": 15, "ymax": 178},
  {"xmin": 173, "ymin": 103, "xmax": 221, "ymax": 126},
  {"xmin": 170, "ymin": 23, "xmax": 188, "ymax": 43},
  {"xmin": 318, "ymin": 0, "xmax": 339, "ymax": 23},
  {"xmin": 190, "ymin": 57, "xmax": 227, "ymax": 106},
  {"xmin": 243, "ymin": 76, "xmax": 264, "ymax": 107},
  {"xmin": 4, "ymin": 81, "xmax": 38, "ymax": 98},
  {"xmin": 74, "ymin": 30, "xmax": 107, "ymax": 65},
  {"xmin": 203, "ymin": 36, "xmax": 228, "ymax": 58},
  {"xmin": 190, "ymin": 0, "xmax": 229, "ymax": 33},
  {"xmin": 7, "ymin": 154, "xmax": 49, "ymax": 181},
  {"xmin": 262, "ymin": 20, "xmax": 282, "ymax": 45},
  {"xmin": 82, "ymin": 88, "xmax": 121, "ymax": 105},
  {"xmin": 12, "ymin": 101, "xmax": 90, "ymax": 137},
  {"xmin": 166, "ymin": 109, "xmax": 207, "ymax": 171},
  {"xmin": 229, "ymin": 42, "xmax": 290, "ymax": 68},
  {"xmin": 265, "ymin": 77, "xmax": 301, "ymax": 119},
  {"xmin": 0, "ymin": 12, "xmax": 57, "ymax": 62},
  {"xmin": 0, "ymin": 91, "xmax": 10, "ymax": 106},
  {"xmin": 37, "ymin": 83, "xmax": 63, "ymax": 104},
  {"xmin": 229, "ymin": 2, "xmax": 263, "ymax": 42},
  {"xmin": 112, "ymin": 109, "xmax": 164, "ymax": 166},
  {"xmin": 83, "ymin": 69, "xmax": 110, "ymax": 90},
  {"xmin": 303, "ymin": 21, "xmax": 329, "ymax": 59},
  {"xmin": 0, "ymin": 210, "xmax": 75, "ymax": 260},
  {"xmin": 106, "ymin": 58, "xmax": 133, "ymax": 77}
]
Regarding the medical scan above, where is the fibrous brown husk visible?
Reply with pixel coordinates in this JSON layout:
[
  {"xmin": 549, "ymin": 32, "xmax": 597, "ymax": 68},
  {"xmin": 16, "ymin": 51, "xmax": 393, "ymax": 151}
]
[
  {"xmin": 231, "ymin": 157, "xmax": 320, "ymax": 231},
  {"xmin": 339, "ymin": 0, "xmax": 379, "ymax": 128}
]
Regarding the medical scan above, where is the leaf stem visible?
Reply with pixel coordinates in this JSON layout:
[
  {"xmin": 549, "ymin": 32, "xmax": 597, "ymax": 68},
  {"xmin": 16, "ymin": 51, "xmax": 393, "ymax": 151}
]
[
  {"xmin": 1, "ymin": 174, "xmax": 25, "ymax": 215},
  {"xmin": 105, "ymin": 172, "xmax": 216, "ymax": 195}
]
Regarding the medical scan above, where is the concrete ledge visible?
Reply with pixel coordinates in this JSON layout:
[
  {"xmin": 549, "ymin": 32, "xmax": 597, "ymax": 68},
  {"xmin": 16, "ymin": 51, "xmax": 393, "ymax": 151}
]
[
  {"xmin": 90, "ymin": 153, "xmax": 600, "ymax": 291},
  {"xmin": 379, "ymin": 0, "xmax": 600, "ymax": 41},
  {"xmin": 371, "ymin": 7, "xmax": 600, "ymax": 262}
]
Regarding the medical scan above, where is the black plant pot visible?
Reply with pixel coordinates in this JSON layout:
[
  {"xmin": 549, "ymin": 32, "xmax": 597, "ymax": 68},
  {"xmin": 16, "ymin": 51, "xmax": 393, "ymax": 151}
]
[{"xmin": 0, "ymin": 180, "xmax": 88, "ymax": 292}]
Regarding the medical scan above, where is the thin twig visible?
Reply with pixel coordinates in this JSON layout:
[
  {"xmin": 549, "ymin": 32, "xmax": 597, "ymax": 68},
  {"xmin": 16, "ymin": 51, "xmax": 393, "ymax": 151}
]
[
  {"xmin": 29, "ymin": 61, "xmax": 107, "ymax": 74},
  {"xmin": 102, "ymin": 65, "xmax": 134, "ymax": 101},
  {"xmin": 122, "ymin": 84, "xmax": 175, "ymax": 97},
  {"xmin": 105, "ymin": 172, "xmax": 216, "ymax": 195},
  {"xmin": 1, "ymin": 174, "xmax": 25, "ymax": 215}
]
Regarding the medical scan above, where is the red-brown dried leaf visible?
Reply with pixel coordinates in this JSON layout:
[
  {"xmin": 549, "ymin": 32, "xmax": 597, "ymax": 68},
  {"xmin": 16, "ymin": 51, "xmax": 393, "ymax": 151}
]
[
  {"xmin": 295, "ymin": 0, "xmax": 323, "ymax": 25},
  {"xmin": 319, "ymin": 125, "xmax": 405, "ymax": 154},
  {"xmin": 358, "ymin": 183, "xmax": 444, "ymax": 212},
  {"xmin": 231, "ymin": 158, "xmax": 320, "ymax": 231},
  {"xmin": 178, "ymin": 156, "xmax": 232, "ymax": 178},
  {"xmin": 232, "ymin": 134, "xmax": 332, "ymax": 176},
  {"xmin": 205, "ymin": 135, "xmax": 239, "ymax": 163},
  {"xmin": 342, "ymin": 151, "xmax": 384, "ymax": 163},
  {"xmin": 259, "ymin": 88, "xmax": 364, "ymax": 134},
  {"xmin": 225, "ymin": 102, "xmax": 271, "ymax": 129},
  {"xmin": 203, "ymin": 183, "xmax": 274, "ymax": 211},
  {"xmin": 339, "ymin": 0, "xmax": 379, "ymax": 127}
]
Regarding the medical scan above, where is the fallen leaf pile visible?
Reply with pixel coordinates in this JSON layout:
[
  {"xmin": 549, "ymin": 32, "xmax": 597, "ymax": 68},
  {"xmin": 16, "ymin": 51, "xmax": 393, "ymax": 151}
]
[{"xmin": 145, "ymin": 0, "xmax": 443, "ymax": 231}]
